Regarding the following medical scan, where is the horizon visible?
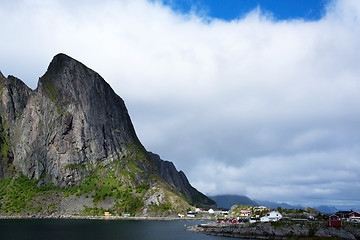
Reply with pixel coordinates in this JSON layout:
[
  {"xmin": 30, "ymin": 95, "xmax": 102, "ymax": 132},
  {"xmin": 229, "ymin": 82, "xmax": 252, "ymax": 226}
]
[
  {"xmin": 1, "ymin": 0, "xmax": 360, "ymax": 210},
  {"xmin": 208, "ymin": 193, "xmax": 358, "ymax": 211}
]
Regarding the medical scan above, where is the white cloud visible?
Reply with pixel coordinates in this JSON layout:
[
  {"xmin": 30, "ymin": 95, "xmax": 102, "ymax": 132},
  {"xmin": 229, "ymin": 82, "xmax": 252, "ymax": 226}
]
[{"xmin": 1, "ymin": 0, "xmax": 360, "ymax": 208}]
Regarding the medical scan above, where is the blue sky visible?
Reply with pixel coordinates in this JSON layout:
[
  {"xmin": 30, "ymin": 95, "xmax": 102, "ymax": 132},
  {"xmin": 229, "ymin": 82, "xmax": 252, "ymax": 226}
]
[
  {"xmin": 1, "ymin": 0, "xmax": 360, "ymax": 210},
  {"xmin": 159, "ymin": 0, "xmax": 330, "ymax": 21}
]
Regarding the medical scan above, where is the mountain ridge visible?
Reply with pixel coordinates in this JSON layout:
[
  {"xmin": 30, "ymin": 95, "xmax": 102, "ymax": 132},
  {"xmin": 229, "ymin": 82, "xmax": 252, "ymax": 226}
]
[
  {"xmin": 211, "ymin": 194, "xmax": 339, "ymax": 213},
  {"xmin": 0, "ymin": 53, "xmax": 214, "ymax": 216}
]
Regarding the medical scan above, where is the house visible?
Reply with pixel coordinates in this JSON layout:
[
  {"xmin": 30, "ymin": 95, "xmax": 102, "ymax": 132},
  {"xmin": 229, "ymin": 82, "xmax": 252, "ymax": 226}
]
[
  {"xmin": 260, "ymin": 211, "xmax": 283, "ymax": 222},
  {"xmin": 195, "ymin": 208, "xmax": 203, "ymax": 213},
  {"xmin": 240, "ymin": 210, "xmax": 251, "ymax": 217},
  {"xmin": 329, "ymin": 214, "xmax": 339, "ymax": 220},
  {"xmin": 350, "ymin": 211, "xmax": 360, "ymax": 218},
  {"xmin": 335, "ymin": 210, "xmax": 360, "ymax": 221},
  {"xmin": 220, "ymin": 210, "xmax": 229, "ymax": 216},
  {"xmin": 178, "ymin": 213, "xmax": 185, "ymax": 218},
  {"xmin": 208, "ymin": 209, "xmax": 215, "ymax": 214},
  {"xmin": 328, "ymin": 220, "xmax": 342, "ymax": 227},
  {"xmin": 335, "ymin": 211, "xmax": 352, "ymax": 219},
  {"xmin": 104, "ymin": 212, "xmax": 110, "ymax": 216},
  {"xmin": 328, "ymin": 214, "xmax": 342, "ymax": 226},
  {"xmin": 231, "ymin": 219, "xmax": 239, "ymax": 223},
  {"xmin": 123, "ymin": 212, "xmax": 131, "ymax": 217},
  {"xmin": 349, "ymin": 211, "xmax": 360, "ymax": 222},
  {"xmin": 187, "ymin": 212, "xmax": 196, "ymax": 218}
]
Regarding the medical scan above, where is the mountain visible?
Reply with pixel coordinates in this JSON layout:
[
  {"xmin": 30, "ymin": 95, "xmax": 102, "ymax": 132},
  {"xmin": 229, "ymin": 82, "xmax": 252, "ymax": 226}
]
[
  {"xmin": 254, "ymin": 199, "xmax": 303, "ymax": 210},
  {"xmin": 149, "ymin": 152, "xmax": 215, "ymax": 208},
  {"xmin": 313, "ymin": 206, "xmax": 338, "ymax": 214},
  {"xmin": 0, "ymin": 53, "xmax": 214, "ymax": 217},
  {"xmin": 210, "ymin": 195, "xmax": 258, "ymax": 209},
  {"xmin": 211, "ymin": 194, "xmax": 340, "ymax": 213},
  {"xmin": 210, "ymin": 194, "xmax": 305, "ymax": 210}
]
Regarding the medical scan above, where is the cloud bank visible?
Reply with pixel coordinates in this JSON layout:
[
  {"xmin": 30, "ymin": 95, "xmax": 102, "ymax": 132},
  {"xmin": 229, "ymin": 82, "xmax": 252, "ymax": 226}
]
[{"xmin": 1, "ymin": 0, "xmax": 360, "ymax": 208}]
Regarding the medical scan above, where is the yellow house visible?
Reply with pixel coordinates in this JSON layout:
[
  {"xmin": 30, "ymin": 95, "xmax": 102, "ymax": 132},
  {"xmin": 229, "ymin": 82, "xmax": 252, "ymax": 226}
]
[{"xmin": 104, "ymin": 212, "xmax": 110, "ymax": 216}]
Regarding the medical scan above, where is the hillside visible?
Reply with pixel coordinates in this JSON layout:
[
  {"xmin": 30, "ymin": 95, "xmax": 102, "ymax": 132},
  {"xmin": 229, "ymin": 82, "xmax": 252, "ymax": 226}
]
[{"xmin": 0, "ymin": 53, "xmax": 215, "ymax": 217}]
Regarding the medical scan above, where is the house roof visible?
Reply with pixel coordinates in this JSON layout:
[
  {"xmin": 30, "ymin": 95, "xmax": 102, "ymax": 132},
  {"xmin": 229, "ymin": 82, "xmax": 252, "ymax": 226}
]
[{"xmin": 337, "ymin": 211, "xmax": 352, "ymax": 214}]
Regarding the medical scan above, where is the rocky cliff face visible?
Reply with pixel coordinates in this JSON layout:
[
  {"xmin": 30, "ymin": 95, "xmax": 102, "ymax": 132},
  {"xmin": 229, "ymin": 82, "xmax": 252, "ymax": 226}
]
[
  {"xmin": 0, "ymin": 54, "xmax": 214, "ymax": 215},
  {"xmin": 149, "ymin": 152, "xmax": 215, "ymax": 207},
  {"xmin": 1, "ymin": 54, "xmax": 151, "ymax": 187}
]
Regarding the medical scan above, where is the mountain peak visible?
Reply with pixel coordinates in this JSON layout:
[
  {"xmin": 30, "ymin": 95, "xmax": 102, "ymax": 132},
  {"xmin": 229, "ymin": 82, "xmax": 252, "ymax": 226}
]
[
  {"xmin": 38, "ymin": 53, "xmax": 111, "ymax": 108},
  {"xmin": 46, "ymin": 53, "xmax": 78, "ymax": 75}
]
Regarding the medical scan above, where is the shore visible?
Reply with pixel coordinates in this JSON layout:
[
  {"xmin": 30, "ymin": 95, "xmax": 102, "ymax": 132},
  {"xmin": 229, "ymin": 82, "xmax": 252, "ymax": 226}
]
[
  {"xmin": 0, "ymin": 215, "xmax": 207, "ymax": 221},
  {"xmin": 187, "ymin": 221, "xmax": 360, "ymax": 240}
]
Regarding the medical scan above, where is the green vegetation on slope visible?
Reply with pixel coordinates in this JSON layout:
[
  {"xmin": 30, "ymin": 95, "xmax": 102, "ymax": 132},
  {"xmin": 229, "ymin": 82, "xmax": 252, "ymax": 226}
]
[
  {"xmin": 0, "ymin": 154, "xmax": 185, "ymax": 217},
  {"xmin": 0, "ymin": 171, "xmax": 172, "ymax": 216},
  {"xmin": 0, "ymin": 173, "xmax": 61, "ymax": 214}
]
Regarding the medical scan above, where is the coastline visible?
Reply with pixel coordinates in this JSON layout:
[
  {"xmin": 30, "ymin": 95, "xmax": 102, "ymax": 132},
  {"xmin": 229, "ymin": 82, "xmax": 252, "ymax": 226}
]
[
  {"xmin": 0, "ymin": 215, "xmax": 208, "ymax": 221},
  {"xmin": 188, "ymin": 221, "xmax": 360, "ymax": 240}
]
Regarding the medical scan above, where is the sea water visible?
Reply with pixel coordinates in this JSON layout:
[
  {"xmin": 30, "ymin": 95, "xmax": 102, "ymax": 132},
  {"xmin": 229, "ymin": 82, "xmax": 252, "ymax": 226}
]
[{"xmin": 0, "ymin": 219, "xmax": 232, "ymax": 240}]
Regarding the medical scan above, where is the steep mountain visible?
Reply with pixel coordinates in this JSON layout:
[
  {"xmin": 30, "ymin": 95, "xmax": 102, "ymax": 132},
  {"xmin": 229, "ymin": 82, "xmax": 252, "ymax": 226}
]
[
  {"xmin": 210, "ymin": 195, "xmax": 259, "ymax": 209},
  {"xmin": 149, "ymin": 152, "xmax": 215, "ymax": 207},
  {"xmin": 0, "ymin": 53, "xmax": 214, "ymax": 216}
]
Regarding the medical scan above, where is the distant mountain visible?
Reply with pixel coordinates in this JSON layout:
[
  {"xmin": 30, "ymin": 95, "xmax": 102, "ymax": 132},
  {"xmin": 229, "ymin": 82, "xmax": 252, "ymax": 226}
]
[
  {"xmin": 254, "ymin": 199, "xmax": 303, "ymax": 210},
  {"xmin": 210, "ymin": 195, "xmax": 258, "ymax": 209},
  {"xmin": 209, "ymin": 194, "xmax": 305, "ymax": 210},
  {"xmin": 210, "ymin": 194, "xmax": 342, "ymax": 213},
  {"xmin": 313, "ymin": 206, "xmax": 338, "ymax": 214}
]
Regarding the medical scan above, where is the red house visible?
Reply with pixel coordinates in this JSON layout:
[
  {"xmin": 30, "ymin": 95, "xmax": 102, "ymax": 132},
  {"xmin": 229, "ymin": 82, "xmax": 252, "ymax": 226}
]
[
  {"xmin": 336, "ymin": 211, "xmax": 352, "ymax": 219},
  {"xmin": 329, "ymin": 214, "xmax": 339, "ymax": 220},
  {"xmin": 328, "ymin": 220, "xmax": 342, "ymax": 227},
  {"xmin": 350, "ymin": 211, "xmax": 360, "ymax": 218}
]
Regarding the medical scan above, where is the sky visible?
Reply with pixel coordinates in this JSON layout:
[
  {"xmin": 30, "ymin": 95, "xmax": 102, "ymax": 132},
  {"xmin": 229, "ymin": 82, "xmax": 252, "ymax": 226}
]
[{"xmin": 1, "ymin": 0, "xmax": 360, "ymax": 210}]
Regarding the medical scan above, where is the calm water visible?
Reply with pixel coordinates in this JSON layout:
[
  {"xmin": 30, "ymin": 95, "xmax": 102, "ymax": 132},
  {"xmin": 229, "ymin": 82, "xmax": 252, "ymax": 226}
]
[{"xmin": 0, "ymin": 219, "xmax": 232, "ymax": 240}]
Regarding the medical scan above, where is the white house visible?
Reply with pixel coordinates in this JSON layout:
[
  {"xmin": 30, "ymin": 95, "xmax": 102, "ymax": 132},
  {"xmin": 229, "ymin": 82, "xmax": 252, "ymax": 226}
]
[
  {"xmin": 195, "ymin": 208, "xmax": 203, "ymax": 213},
  {"xmin": 220, "ymin": 210, "xmax": 229, "ymax": 217},
  {"xmin": 208, "ymin": 209, "xmax": 215, "ymax": 214},
  {"xmin": 260, "ymin": 211, "xmax": 283, "ymax": 222},
  {"xmin": 187, "ymin": 212, "xmax": 196, "ymax": 218}
]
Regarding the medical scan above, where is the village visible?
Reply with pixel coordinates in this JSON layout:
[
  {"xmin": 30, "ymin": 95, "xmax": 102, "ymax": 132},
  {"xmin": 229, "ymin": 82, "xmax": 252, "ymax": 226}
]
[
  {"xmin": 187, "ymin": 206, "xmax": 360, "ymax": 239},
  {"xmin": 178, "ymin": 205, "xmax": 275, "ymax": 222},
  {"xmin": 179, "ymin": 205, "xmax": 360, "ymax": 226}
]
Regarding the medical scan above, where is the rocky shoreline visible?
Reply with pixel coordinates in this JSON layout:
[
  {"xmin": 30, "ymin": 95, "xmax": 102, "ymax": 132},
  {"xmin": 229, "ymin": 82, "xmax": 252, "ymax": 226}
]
[{"xmin": 188, "ymin": 221, "xmax": 360, "ymax": 239}]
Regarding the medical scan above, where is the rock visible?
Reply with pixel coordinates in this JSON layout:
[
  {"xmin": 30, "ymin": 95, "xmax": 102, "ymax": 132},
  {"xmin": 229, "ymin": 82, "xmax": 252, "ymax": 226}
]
[
  {"xmin": 328, "ymin": 227, "xmax": 356, "ymax": 240},
  {"xmin": 190, "ymin": 221, "xmax": 359, "ymax": 240},
  {"xmin": 149, "ymin": 152, "xmax": 216, "ymax": 208},
  {"xmin": 345, "ymin": 226, "xmax": 360, "ymax": 238}
]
